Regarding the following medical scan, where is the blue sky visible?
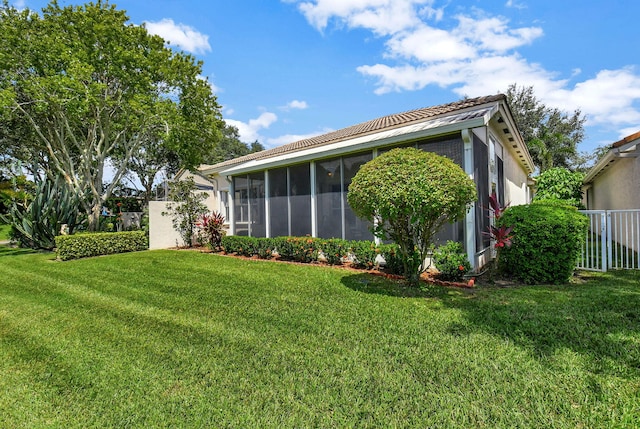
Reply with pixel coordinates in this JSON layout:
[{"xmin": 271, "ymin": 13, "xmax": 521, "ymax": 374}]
[{"xmin": 13, "ymin": 0, "xmax": 640, "ymax": 155}]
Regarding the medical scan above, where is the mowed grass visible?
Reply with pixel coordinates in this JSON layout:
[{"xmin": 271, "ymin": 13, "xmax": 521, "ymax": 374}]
[{"xmin": 0, "ymin": 248, "xmax": 638, "ymax": 428}]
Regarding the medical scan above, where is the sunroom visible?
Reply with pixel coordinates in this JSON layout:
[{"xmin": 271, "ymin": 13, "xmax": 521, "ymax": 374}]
[{"xmin": 189, "ymin": 94, "xmax": 534, "ymax": 269}]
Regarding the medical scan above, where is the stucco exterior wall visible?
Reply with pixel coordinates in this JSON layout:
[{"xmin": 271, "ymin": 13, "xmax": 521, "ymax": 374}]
[
  {"xmin": 148, "ymin": 171, "xmax": 219, "ymax": 249},
  {"xmin": 148, "ymin": 201, "xmax": 182, "ymax": 249},
  {"xmin": 503, "ymin": 149, "xmax": 530, "ymax": 206},
  {"xmin": 588, "ymin": 156, "xmax": 640, "ymax": 210}
]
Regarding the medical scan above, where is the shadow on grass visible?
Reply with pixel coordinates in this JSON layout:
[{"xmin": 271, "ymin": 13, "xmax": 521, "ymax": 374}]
[
  {"xmin": 341, "ymin": 273, "xmax": 462, "ymax": 299},
  {"xmin": 0, "ymin": 244, "xmax": 41, "ymax": 257},
  {"xmin": 344, "ymin": 270, "xmax": 640, "ymax": 378}
]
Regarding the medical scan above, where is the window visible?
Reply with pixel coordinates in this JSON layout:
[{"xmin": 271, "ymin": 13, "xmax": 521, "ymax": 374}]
[
  {"xmin": 289, "ymin": 163, "xmax": 312, "ymax": 236},
  {"xmin": 233, "ymin": 176, "xmax": 249, "ymax": 236},
  {"xmin": 269, "ymin": 167, "xmax": 289, "ymax": 237},
  {"xmin": 474, "ymin": 135, "xmax": 490, "ymax": 251},
  {"xmin": 249, "ymin": 172, "xmax": 266, "ymax": 237},
  {"xmin": 342, "ymin": 152, "xmax": 373, "ymax": 240},
  {"xmin": 316, "ymin": 158, "xmax": 343, "ymax": 238}
]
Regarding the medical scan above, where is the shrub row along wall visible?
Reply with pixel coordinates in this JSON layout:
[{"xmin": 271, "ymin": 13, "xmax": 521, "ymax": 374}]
[
  {"xmin": 221, "ymin": 235, "xmax": 405, "ymax": 274},
  {"xmin": 55, "ymin": 231, "xmax": 148, "ymax": 261}
]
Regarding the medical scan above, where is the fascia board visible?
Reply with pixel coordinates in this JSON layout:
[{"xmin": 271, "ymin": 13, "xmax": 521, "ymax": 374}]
[
  {"xmin": 497, "ymin": 104, "xmax": 535, "ymax": 174},
  {"xmin": 584, "ymin": 150, "xmax": 616, "ymax": 183}
]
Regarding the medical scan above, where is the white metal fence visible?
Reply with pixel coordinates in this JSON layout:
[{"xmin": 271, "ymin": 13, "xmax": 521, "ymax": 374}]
[{"xmin": 578, "ymin": 210, "xmax": 640, "ymax": 271}]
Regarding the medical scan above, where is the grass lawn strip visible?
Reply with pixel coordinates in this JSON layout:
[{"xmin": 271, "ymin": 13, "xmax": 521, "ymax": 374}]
[{"xmin": 0, "ymin": 248, "xmax": 638, "ymax": 427}]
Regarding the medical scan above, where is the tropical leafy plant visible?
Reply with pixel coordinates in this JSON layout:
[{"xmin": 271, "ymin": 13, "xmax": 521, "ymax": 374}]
[
  {"xmin": 0, "ymin": 177, "xmax": 85, "ymax": 250},
  {"xmin": 162, "ymin": 177, "xmax": 209, "ymax": 247},
  {"xmin": 484, "ymin": 192, "xmax": 514, "ymax": 249},
  {"xmin": 533, "ymin": 167, "xmax": 585, "ymax": 208},
  {"xmin": 197, "ymin": 211, "xmax": 225, "ymax": 249}
]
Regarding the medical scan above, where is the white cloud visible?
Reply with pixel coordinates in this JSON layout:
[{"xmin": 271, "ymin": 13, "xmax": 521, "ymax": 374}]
[
  {"xmin": 505, "ymin": 0, "xmax": 527, "ymax": 9},
  {"xmin": 545, "ymin": 68, "xmax": 640, "ymax": 126},
  {"xmin": 144, "ymin": 19, "xmax": 211, "ymax": 54},
  {"xmin": 283, "ymin": 100, "xmax": 309, "ymax": 110},
  {"xmin": 294, "ymin": 0, "xmax": 439, "ymax": 35},
  {"xmin": 225, "ymin": 112, "xmax": 278, "ymax": 143},
  {"xmin": 292, "ymin": 1, "xmax": 640, "ymax": 140}
]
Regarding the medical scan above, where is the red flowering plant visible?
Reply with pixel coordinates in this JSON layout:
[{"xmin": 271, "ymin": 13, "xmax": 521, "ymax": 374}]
[
  {"xmin": 197, "ymin": 211, "xmax": 226, "ymax": 250},
  {"xmin": 484, "ymin": 192, "xmax": 513, "ymax": 249},
  {"xmin": 483, "ymin": 193, "xmax": 514, "ymax": 274}
]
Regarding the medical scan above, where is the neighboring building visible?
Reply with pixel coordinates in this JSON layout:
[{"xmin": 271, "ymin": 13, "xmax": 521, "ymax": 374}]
[
  {"xmin": 153, "ymin": 94, "xmax": 535, "ymax": 269},
  {"xmin": 583, "ymin": 130, "xmax": 640, "ymax": 210}
]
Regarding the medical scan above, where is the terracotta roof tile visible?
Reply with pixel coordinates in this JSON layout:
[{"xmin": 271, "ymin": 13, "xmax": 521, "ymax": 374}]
[
  {"xmin": 612, "ymin": 130, "xmax": 640, "ymax": 148},
  {"xmin": 210, "ymin": 94, "xmax": 506, "ymax": 170}
]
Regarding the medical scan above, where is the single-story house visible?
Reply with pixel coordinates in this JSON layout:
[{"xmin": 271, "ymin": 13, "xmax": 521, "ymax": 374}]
[
  {"xmin": 151, "ymin": 94, "xmax": 535, "ymax": 270},
  {"xmin": 583, "ymin": 130, "xmax": 640, "ymax": 210}
]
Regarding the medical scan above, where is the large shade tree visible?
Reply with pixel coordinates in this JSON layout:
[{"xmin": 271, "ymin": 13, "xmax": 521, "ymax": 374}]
[
  {"xmin": 0, "ymin": 0, "xmax": 223, "ymax": 230},
  {"xmin": 348, "ymin": 148, "xmax": 477, "ymax": 285},
  {"xmin": 505, "ymin": 84, "xmax": 586, "ymax": 172}
]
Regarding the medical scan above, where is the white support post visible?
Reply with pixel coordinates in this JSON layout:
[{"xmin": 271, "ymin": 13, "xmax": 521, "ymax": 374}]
[
  {"xmin": 600, "ymin": 211, "xmax": 608, "ymax": 272},
  {"xmin": 264, "ymin": 170, "xmax": 270, "ymax": 238},
  {"xmin": 310, "ymin": 161, "xmax": 317, "ymax": 237},
  {"xmin": 227, "ymin": 177, "xmax": 235, "ymax": 236},
  {"xmin": 462, "ymin": 129, "xmax": 476, "ymax": 269},
  {"xmin": 607, "ymin": 211, "xmax": 612, "ymax": 270}
]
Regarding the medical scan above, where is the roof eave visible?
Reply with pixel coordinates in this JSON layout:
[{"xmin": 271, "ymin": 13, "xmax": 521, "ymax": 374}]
[
  {"xmin": 219, "ymin": 115, "xmax": 489, "ymax": 177},
  {"xmin": 584, "ymin": 138, "xmax": 640, "ymax": 183}
]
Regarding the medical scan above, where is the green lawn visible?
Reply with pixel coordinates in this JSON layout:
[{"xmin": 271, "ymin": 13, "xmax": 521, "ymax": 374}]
[{"xmin": 0, "ymin": 248, "xmax": 638, "ymax": 428}]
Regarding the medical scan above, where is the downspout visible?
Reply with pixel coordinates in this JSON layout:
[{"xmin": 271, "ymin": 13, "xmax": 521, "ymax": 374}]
[{"xmin": 462, "ymin": 128, "xmax": 476, "ymax": 270}]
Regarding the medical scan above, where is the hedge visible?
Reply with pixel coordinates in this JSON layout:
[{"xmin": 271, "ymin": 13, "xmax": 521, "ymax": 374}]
[
  {"xmin": 55, "ymin": 231, "xmax": 149, "ymax": 261},
  {"xmin": 497, "ymin": 201, "xmax": 588, "ymax": 284},
  {"xmin": 220, "ymin": 235, "xmax": 384, "ymax": 269}
]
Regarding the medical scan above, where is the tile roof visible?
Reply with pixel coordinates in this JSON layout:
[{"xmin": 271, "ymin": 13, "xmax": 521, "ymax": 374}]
[
  {"xmin": 209, "ymin": 94, "xmax": 506, "ymax": 170},
  {"xmin": 612, "ymin": 130, "xmax": 640, "ymax": 148}
]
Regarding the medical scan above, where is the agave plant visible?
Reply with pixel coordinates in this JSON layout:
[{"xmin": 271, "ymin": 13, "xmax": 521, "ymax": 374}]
[{"xmin": 0, "ymin": 177, "xmax": 85, "ymax": 250}]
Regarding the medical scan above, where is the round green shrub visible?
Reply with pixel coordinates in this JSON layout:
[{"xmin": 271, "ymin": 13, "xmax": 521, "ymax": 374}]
[
  {"xmin": 347, "ymin": 148, "xmax": 476, "ymax": 285},
  {"xmin": 497, "ymin": 202, "xmax": 588, "ymax": 284}
]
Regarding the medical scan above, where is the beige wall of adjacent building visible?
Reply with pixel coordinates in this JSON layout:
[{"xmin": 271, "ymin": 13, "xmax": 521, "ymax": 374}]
[{"xmin": 587, "ymin": 156, "xmax": 640, "ymax": 210}]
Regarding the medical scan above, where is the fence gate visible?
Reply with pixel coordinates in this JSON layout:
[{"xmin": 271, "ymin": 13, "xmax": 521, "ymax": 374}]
[{"xmin": 578, "ymin": 210, "xmax": 640, "ymax": 271}]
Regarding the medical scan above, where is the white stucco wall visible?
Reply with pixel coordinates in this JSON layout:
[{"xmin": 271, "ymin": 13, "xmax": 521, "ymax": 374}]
[
  {"xmin": 503, "ymin": 149, "xmax": 530, "ymax": 206},
  {"xmin": 148, "ymin": 171, "xmax": 219, "ymax": 249},
  {"xmin": 588, "ymin": 157, "xmax": 640, "ymax": 210},
  {"xmin": 149, "ymin": 201, "xmax": 182, "ymax": 249}
]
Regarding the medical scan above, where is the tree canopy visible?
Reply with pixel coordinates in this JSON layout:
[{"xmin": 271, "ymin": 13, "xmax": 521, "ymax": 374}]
[
  {"xmin": 347, "ymin": 148, "xmax": 476, "ymax": 285},
  {"xmin": 533, "ymin": 167, "xmax": 585, "ymax": 208},
  {"xmin": 203, "ymin": 123, "xmax": 265, "ymax": 165},
  {"xmin": 505, "ymin": 84, "xmax": 586, "ymax": 172},
  {"xmin": 0, "ymin": 0, "xmax": 223, "ymax": 230}
]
